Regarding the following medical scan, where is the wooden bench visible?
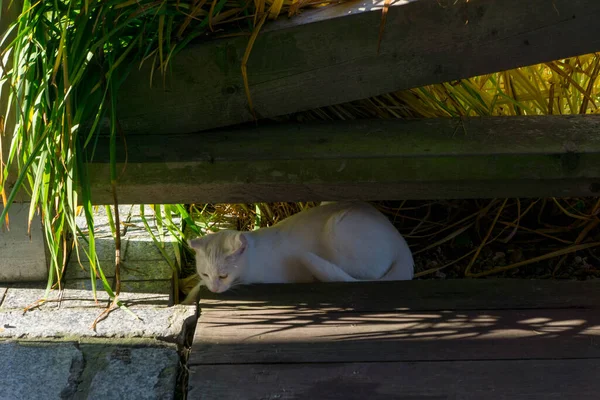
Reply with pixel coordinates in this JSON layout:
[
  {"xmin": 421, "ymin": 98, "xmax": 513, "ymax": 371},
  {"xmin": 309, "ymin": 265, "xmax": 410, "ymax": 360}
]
[
  {"xmin": 80, "ymin": 0, "xmax": 600, "ymax": 204},
  {"xmin": 189, "ymin": 280, "xmax": 600, "ymax": 399},
  {"xmin": 4, "ymin": 0, "xmax": 600, "ymax": 206},
  {"xmin": 88, "ymin": 115, "xmax": 600, "ymax": 204},
  {"xmin": 74, "ymin": 2, "xmax": 600, "ymax": 395}
]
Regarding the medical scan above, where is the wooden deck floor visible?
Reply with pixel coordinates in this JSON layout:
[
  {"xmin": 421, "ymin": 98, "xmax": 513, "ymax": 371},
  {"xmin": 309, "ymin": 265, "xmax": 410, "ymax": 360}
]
[{"xmin": 188, "ymin": 279, "xmax": 600, "ymax": 399}]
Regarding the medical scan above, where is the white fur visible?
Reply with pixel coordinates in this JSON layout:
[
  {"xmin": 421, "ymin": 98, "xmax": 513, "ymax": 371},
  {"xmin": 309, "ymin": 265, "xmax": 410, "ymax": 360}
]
[{"xmin": 187, "ymin": 201, "xmax": 414, "ymax": 294}]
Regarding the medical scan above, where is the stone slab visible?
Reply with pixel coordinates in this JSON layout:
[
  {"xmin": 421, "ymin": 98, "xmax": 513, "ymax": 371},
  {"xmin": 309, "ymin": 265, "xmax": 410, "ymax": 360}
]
[
  {"xmin": 65, "ymin": 259, "xmax": 174, "ymax": 281},
  {"xmin": 0, "ymin": 203, "xmax": 48, "ymax": 282},
  {"xmin": 124, "ymin": 235, "xmax": 177, "ymax": 262},
  {"xmin": 67, "ymin": 203, "xmax": 178, "ymax": 283},
  {"xmin": 0, "ymin": 341, "xmax": 83, "ymax": 400},
  {"xmin": 0, "ymin": 341, "xmax": 179, "ymax": 400},
  {"xmin": 70, "ymin": 236, "xmax": 121, "ymax": 262},
  {"xmin": 75, "ymin": 204, "xmax": 136, "ymax": 237},
  {"xmin": 84, "ymin": 345, "xmax": 178, "ymax": 400},
  {"xmin": 0, "ymin": 305, "xmax": 194, "ymax": 340},
  {"xmin": 0, "ymin": 285, "xmax": 60, "ymax": 310},
  {"xmin": 1, "ymin": 286, "xmax": 113, "ymax": 311},
  {"xmin": 58, "ymin": 289, "xmax": 113, "ymax": 309},
  {"xmin": 65, "ymin": 279, "xmax": 172, "ymax": 300},
  {"xmin": 77, "ymin": 205, "xmax": 171, "ymax": 237},
  {"xmin": 1, "ymin": 281, "xmax": 172, "ymax": 312}
]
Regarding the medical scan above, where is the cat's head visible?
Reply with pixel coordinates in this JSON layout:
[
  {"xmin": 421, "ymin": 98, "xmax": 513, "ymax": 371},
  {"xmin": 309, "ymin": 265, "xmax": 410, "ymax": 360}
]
[{"xmin": 188, "ymin": 230, "xmax": 247, "ymax": 293}]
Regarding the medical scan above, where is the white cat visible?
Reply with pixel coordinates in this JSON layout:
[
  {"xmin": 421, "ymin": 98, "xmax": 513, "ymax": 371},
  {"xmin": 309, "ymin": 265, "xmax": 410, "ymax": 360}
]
[{"xmin": 185, "ymin": 201, "xmax": 413, "ymax": 300}]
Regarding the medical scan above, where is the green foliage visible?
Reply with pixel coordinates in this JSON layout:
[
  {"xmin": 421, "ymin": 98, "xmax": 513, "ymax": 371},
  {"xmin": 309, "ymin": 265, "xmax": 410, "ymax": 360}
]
[
  {"xmin": 2, "ymin": 0, "xmax": 600, "ymax": 302},
  {"xmin": 0, "ymin": 0, "xmax": 252, "ymax": 299}
]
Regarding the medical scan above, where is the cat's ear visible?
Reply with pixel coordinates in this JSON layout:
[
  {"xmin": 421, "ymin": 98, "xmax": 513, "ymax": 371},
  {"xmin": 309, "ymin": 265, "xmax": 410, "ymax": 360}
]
[
  {"xmin": 229, "ymin": 233, "xmax": 247, "ymax": 258},
  {"xmin": 188, "ymin": 238, "xmax": 203, "ymax": 252}
]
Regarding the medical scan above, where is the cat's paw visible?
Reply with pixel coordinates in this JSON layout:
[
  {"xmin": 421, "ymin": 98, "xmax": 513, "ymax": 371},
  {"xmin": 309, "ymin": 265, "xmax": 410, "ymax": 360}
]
[{"xmin": 180, "ymin": 283, "xmax": 202, "ymax": 305}]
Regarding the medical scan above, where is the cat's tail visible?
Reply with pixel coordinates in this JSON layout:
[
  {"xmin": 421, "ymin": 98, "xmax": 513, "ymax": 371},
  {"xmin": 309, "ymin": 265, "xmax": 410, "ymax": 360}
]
[{"xmin": 379, "ymin": 258, "xmax": 414, "ymax": 281}]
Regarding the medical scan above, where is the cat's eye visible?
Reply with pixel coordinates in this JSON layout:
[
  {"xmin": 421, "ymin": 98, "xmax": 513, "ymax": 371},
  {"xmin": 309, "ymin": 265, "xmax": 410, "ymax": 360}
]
[
  {"xmin": 219, "ymin": 274, "xmax": 228, "ymax": 280},
  {"xmin": 201, "ymin": 273, "xmax": 209, "ymax": 278}
]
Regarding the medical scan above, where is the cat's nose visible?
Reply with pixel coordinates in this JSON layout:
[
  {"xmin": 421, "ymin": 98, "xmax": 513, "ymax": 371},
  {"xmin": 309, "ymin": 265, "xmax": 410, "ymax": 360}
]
[{"xmin": 214, "ymin": 286, "xmax": 226, "ymax": 293}]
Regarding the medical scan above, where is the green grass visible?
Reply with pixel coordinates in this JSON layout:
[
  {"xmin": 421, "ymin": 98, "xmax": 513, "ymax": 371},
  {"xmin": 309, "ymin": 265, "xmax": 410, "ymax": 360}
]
[
  {"xmin": 0, "ymin": 0, "xmax": 342, "ymax": 306},
  {"xmin": 0, "ymin": 0, "xmax": 247, "ymax": 303}
]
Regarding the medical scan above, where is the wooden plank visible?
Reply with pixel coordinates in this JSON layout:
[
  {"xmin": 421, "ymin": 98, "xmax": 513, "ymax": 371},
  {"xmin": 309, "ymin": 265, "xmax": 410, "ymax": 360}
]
[
  {"xmin": 115, "ymin": 0, "xmax": 600, "ymax": 135},
  {"xmin": 188, "ymin": 359, "xmax": 600, "ymax": 399},
  {"xmin": 87, "ymin": 115, "xmax": 600, "ymax": 204},
  {"xmin": 195, "ymin": 279, "xmax": 600, "ymax": 313},
  {"xmin": 191, "ymin": 308, "xmax": 600, "ymax": 364}
]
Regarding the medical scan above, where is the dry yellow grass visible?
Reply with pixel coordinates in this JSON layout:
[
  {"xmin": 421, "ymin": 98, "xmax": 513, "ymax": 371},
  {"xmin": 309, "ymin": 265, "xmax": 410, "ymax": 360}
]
[{"xmin": 180, "ymin": 52, "xmax": 600, "ymax": 293}]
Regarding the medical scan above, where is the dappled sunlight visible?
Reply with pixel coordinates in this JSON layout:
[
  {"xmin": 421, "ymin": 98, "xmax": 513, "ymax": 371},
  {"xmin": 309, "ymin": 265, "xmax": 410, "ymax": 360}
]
[
  {"xmin": 518, "ymin": 317, "xmax": 553, "ymax": 324},
  {"xmin": 514, "ymin": 318, "xmax": 591, "ymax": 335},
  {"xmin": 0, "ymin": 285, "xmax": 170, "ymax": 312},
  {"xmin": 356, "ymin": 0, "xmax": 414, "ymax": 12},
  {"xmin": 198, "ymin": 305, "xmax": 600, "ymax": 346},
  {"xmin": 192, "ymin": 281, "xmax": 600, "ymax": 370},
  {"xmin": 581, "ymin": 326, "xmax": 600, "ymax": 335},
  {"xmin": 527, "ymin": 319, "xmax": 586, "ymax": 327},
  {"xmin": 197, "ymin": 281, "xmax": 600, "ymax": 351}
]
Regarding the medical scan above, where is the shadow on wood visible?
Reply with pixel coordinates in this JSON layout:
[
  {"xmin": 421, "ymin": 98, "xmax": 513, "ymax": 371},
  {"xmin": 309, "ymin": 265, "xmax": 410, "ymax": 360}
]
[{"xmin": 188, "ymin": 279, "xmax": 600, "ymax": 399}]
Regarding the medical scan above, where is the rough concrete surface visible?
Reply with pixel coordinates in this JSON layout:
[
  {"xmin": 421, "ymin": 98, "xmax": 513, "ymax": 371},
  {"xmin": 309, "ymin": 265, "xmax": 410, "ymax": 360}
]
[
  {"xmin": 85, "ymin": 346, "xmax": 179, "ymax": 400},
  {"xmin": 1, "ymin": 205, "xmax": 191, "ymax": 399},
  {"xmin": 0, "ymin": 281, "xmax": 172, "ymax": 310},
  {"xmin": 0, "ymin": 285, "xmax": 62, "ymax": 310},
  {"xmin": 63, "ymin": 280, "xmax": 173, "ymax": 303},
  {"xmin": 0, "ymin": 342, "xmax": 82, "ymax": 400},
  {"xmin": 0, "ymin": 304, "xmax": 194, "ymax": 340},
  {"xmin": 65, "ymin": 204, "xmax": 177, "ymax": 282},
  {"xmin": 65, "ymin": 259, "xmax": 174, "ymax": 281},
  {"xmin": 0, "ymin": 341, "xmax": 179, "ymax": 400}
]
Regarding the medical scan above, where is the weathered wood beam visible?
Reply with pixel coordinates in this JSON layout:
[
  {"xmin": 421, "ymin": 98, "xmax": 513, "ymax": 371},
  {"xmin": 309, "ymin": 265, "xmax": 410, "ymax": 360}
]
[
  {"xmin": 116, "ymin": 0, "xmax": 600, "ymax": 135},
  {"xmin": 87, "ymin": 115, "xmax": 600, "ymax": 204},
  {"xmin": 196, "ymin": 279, "xmax": 600, "ymax": 312},
  {"xmin": 189, "ymin": 360, "xmax": 600, "ymax": 399}
]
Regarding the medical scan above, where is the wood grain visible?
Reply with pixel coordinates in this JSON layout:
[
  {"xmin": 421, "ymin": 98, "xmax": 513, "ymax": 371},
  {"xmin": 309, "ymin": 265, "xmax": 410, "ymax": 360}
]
[
  {"xmin": 190, "ymin": 280, "xmax": 600, "ymax": 398},
  {"xmin": 115, "ymin": 0, "xmax": 600, "ymax": 135},
  {"xmin": 191, "ymin": 308, "xmax": 600, "ymax": 364},
  {"xmin": 87, "ymin": 115, "xmax": 600, "ymax": 204},
  {"xmin": 196, "ymin": 279, "xmax": 600, "ymax": 313},
  {"xmin": 188, "ymin": 359, "xmax": 600, "ymax": 399}
]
